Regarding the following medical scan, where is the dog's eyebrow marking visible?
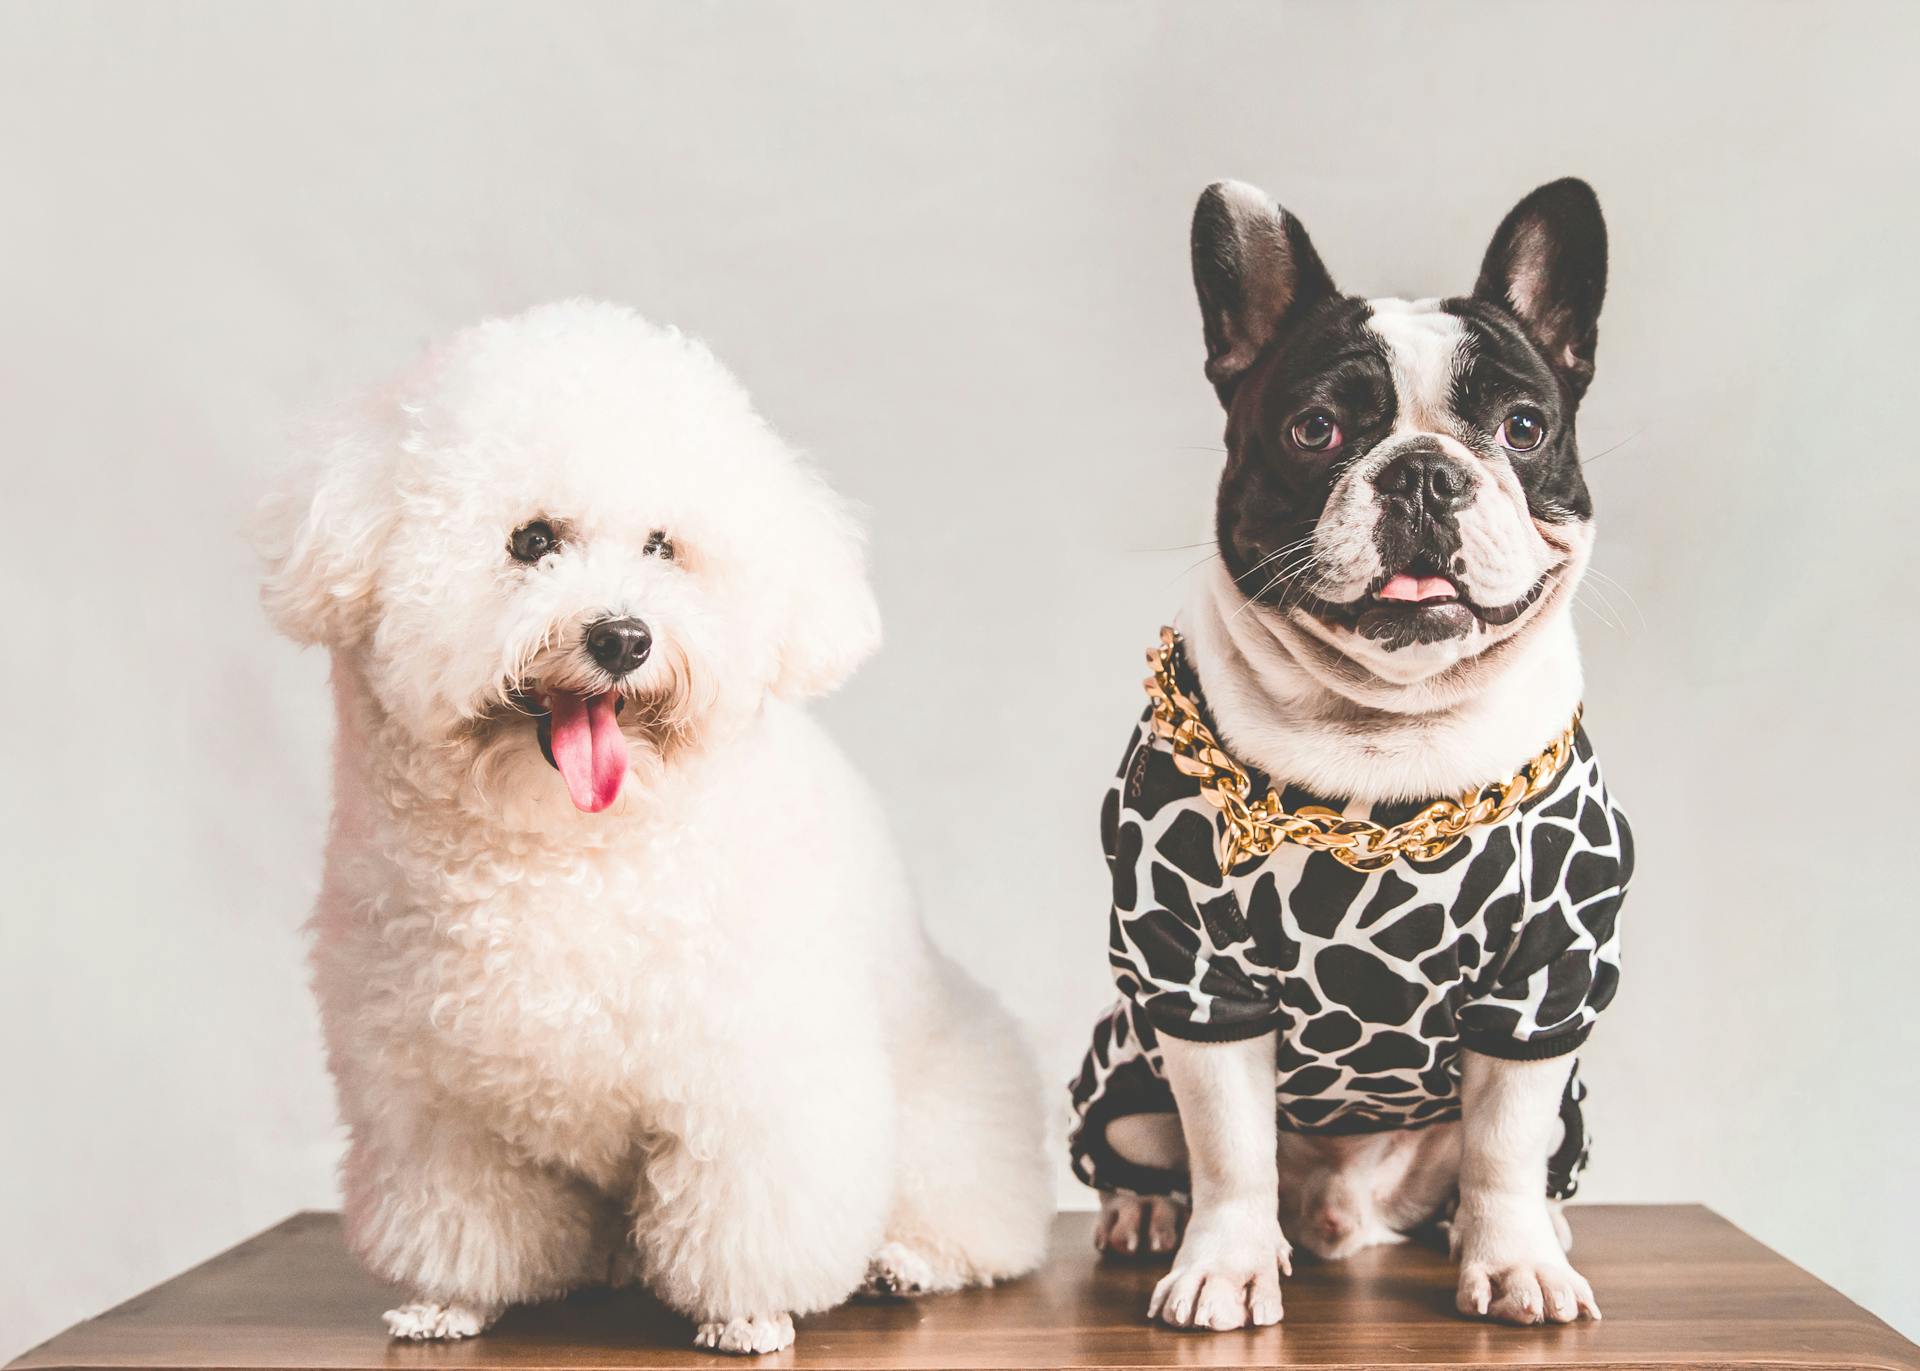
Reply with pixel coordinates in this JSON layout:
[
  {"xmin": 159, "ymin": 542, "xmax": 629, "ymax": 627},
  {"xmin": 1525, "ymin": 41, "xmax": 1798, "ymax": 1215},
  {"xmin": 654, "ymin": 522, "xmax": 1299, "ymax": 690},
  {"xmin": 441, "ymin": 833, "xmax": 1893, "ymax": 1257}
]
[
  {"xmin": 1281, "ymin": 346, "xmax": 1393, "ymax": 420},
  {"xmin": 1315, "ymin": 342, "xmax": 1392, "ymax": 371},
  {"xmin": 1452, "ymin": 324, "xmax": 1551, "ymax": 409}
]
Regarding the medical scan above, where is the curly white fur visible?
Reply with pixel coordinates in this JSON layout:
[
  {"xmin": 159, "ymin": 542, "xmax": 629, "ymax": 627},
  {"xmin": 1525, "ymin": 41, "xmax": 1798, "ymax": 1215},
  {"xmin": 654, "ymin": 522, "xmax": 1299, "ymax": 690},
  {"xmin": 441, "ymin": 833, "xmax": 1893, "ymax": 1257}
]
[{"xmin": 258, "ymin": 301, "xmax": 1052, "ymax": 1354}]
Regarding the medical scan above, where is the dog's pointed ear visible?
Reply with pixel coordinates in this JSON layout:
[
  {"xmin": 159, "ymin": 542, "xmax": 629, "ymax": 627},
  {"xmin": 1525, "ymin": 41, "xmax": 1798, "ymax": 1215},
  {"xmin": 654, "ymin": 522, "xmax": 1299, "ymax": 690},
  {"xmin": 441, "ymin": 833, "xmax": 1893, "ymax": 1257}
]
[
  {"xmin": 771, "ymin": 463, "xmax": 881, "ymax": 701},
  {"xmin": 1474, "ymin": 178, "xmax": 1608, "ymax": 400},
  {"xmin": 256, "ymin": 418, "xmax": 396, "ymax": 649},
  {"xmin": 1192, "ymin": 180, "xmax": 1337, "ymax": 405}
]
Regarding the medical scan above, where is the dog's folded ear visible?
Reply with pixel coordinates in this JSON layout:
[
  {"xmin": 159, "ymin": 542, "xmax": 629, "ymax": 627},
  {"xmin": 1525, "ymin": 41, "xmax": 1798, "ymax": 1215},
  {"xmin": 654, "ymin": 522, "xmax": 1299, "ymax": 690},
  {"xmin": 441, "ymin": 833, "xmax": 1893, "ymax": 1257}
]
[
  {"xmin": 770, "ymin": 462, "xmax": 882, "ymax": 701},
  {"xmin": 1474, "ymin": 178, "xmax": 1608, "ymax": 400},
  {"xmin": 1191, "ymin": 180, "xmax": 1337, "ymax": 405},
  {"xmin": 255, "ymin": 410, "xmax": 396, "ymax": 649}
]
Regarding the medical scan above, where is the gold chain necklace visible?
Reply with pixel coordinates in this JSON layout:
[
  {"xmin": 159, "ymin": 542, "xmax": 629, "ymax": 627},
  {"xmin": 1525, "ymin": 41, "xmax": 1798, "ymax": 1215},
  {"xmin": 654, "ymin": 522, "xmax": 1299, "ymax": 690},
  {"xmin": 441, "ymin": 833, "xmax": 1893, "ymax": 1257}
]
[{"xmin": 1143, "ymin": 627, "xmax": 1581, "ymax": 875}]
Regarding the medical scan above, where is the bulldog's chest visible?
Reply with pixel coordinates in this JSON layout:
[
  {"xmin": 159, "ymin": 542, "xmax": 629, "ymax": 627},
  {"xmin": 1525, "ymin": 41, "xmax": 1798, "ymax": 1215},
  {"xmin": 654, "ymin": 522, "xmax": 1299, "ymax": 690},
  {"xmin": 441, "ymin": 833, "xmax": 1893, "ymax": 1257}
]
[
  {"xmin": 1229, "ymin": 822, "xmax": 1518, "ymax": 999},
  {"xmin": 1114, "ymin": 728, "xmax": 1524, "ymax": 1006},
  {"xmin": 1223, "ymin": 823, "xmax": 1521, "ymax": 1127},
  {"xmin": 1153, "ymin": 800, "xmax": 1525, "ymax": 1063}
]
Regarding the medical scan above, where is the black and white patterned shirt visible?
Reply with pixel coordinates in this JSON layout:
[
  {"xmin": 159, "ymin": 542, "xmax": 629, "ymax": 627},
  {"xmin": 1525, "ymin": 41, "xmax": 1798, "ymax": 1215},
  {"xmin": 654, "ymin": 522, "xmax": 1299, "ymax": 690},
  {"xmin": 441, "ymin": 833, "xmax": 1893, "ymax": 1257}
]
[{"xmin": 1096, "ymin": 639, "xmax": 1632, "ymax": 1137}]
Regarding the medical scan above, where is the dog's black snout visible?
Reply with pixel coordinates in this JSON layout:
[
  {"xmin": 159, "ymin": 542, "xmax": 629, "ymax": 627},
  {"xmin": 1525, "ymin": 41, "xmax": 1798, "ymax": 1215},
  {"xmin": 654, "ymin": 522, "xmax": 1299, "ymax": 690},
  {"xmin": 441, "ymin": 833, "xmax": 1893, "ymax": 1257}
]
[
  {"xmin": 585, "ymin": 617, "xmax": 652, "ymax": 677},
  {"xmin": 1373, "ymin": 449, "xmax": 1472, "ymax": 513}
]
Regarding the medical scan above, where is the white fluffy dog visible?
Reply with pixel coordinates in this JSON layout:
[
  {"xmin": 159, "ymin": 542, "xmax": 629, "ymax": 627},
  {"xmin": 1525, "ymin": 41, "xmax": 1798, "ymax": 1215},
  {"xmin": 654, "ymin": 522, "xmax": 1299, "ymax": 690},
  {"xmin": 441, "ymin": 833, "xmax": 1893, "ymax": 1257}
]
[{"xmin": 259, "ymin": 301, "xmax": 1052, "ymax": 1355}]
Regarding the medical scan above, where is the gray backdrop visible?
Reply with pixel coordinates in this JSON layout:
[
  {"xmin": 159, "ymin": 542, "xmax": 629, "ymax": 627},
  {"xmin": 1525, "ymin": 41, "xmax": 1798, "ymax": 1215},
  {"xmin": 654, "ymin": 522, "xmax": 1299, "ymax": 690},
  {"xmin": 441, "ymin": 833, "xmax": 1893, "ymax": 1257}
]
[{"xmin": 4, "ymin": 0, "xmax": 1916, "ymax": 1355}]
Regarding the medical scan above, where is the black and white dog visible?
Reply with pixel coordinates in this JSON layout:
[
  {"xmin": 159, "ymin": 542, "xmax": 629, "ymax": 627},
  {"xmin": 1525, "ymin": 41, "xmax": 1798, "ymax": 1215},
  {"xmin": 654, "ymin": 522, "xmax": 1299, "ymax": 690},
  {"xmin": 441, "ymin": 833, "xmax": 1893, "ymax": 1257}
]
[{"xmin": 1067, "ymin": 180, "xmax": 1633, "ymax": 1329}]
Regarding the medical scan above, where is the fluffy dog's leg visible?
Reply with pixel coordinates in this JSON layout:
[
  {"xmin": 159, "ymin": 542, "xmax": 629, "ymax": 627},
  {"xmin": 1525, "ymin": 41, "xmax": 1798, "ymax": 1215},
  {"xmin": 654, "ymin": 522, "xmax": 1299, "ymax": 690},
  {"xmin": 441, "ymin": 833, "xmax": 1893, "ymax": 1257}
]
[
  {"xmin": 1451, "ymin": 1051, "xmax": 1599, "ymax": 1325},
  {"xmin": 1148, "ymin": 1033, "xmax": 1291, "ymax": 1331},
  {"xmin": 340, "ymin": 1106, "xmax": 614, "ymax": 1339},
  {"xmin": 633, "ymin": 1041, "xmax": 892, "ymax": 1355},
  {"xmin": 862, "ymin": 959, "xmax": 1052, "ymax": 1297}
]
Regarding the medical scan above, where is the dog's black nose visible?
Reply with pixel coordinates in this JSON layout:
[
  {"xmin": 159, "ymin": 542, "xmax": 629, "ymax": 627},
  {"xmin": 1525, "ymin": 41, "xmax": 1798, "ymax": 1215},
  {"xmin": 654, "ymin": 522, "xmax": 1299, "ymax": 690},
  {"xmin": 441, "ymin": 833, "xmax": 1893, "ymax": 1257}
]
[
  {"xmin": 585, "ymin": 617, "xmax": 652, "ymax": 677},
  {"xmin": 1373, "ymin": 449, "xmax": 1472, "ymax": 512}
]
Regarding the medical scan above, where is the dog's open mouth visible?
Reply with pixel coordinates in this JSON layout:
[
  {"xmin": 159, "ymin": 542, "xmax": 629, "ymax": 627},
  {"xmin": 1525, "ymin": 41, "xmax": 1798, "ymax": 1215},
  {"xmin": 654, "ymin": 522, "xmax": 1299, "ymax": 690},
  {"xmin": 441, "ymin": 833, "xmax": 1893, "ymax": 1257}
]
[
  {"xmin": 514, "ymin": 689, "xmax": 630, "ymax": 813},
  {"xmin": 1296, "ymin": 567, "xmax": 1557, "ymax": 647},
  {"xmin": 1356, "ymin": 573, "xmax": 1477, "ymax": 645}
]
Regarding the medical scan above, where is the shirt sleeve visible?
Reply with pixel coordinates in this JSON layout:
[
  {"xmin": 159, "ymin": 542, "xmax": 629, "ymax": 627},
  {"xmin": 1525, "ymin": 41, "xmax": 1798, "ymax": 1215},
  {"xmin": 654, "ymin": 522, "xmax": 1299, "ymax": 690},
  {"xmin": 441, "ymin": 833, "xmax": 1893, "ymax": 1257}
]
[
  {"xmin": 1102, "ymin": 717, "xmax": 1284, "ymax": 1043},
  {"xmin": 1457, "ymin": 760, "xmax": 1633, "ymax": 1061}
]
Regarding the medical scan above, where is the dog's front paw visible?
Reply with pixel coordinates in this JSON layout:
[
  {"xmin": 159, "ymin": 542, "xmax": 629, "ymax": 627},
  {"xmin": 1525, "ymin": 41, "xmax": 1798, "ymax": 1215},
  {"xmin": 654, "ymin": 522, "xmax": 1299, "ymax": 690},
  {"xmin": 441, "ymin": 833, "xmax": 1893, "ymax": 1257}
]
[
  {"xmin": 382, "ymin": 1300, "xmax": 499, "ymax": 1340},
  {"xmin": 1456, "ymin": 1257, "xmax": 1599, "ymax": 1325},
  {"xmin": 1147, "ymin": 1210, "xmax": 1290, "ymax": 1331},
  {"xmin": 693, "ymin": 1313, "xmax": 795, "ymax": 1356},
  {"xmin": 1453, "ymin": 1198, "xmax": 1599, "ymax": 1325},
  {"xmin": 860, "ymin": 1241, "xmax": 938, "ymax": 1299}
]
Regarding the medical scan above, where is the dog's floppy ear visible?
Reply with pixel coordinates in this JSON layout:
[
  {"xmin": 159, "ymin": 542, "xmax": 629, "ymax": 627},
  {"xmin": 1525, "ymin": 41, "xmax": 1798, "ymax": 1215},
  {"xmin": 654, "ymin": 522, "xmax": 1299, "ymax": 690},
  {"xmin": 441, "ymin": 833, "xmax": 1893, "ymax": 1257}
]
[
  {"xmin": 1474, "ymin": 178, "xmax": 1608, "ymax": 400},
  {"xmin": 771, "ymin": 461, "xmax": 881, "ymax": 700},
  {"xmin": 256, "ymin": 417, "xmax": 396, "ymax": 649},
  {"xmin": 1192, "ymin": 180, "xmax": 1337, "ymax": 405}
]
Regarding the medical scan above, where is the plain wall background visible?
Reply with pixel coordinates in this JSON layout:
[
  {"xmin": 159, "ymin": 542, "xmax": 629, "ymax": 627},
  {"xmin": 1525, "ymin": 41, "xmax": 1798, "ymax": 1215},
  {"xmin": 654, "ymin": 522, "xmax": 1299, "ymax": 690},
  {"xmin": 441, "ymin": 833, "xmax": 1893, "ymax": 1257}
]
[{"xmin": 4, "ymin": 0, "xmax": 1917, "ymax": 1356}]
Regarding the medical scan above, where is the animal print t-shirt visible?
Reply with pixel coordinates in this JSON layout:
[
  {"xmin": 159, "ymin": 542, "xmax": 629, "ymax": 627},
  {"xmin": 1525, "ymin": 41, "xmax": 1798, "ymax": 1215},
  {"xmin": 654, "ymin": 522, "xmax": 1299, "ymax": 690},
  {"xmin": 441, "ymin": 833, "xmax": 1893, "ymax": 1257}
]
[{"xmin": 1091, "ymin": 638, "xmax": 1632, "ymax": 1139}]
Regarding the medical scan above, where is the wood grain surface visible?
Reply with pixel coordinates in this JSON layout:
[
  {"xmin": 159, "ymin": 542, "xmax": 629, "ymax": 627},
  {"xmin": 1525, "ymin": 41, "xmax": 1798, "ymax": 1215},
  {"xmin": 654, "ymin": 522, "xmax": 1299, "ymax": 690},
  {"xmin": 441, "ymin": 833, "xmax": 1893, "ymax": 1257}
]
[{"xmin": 10, "ymin": 1206, "xmax": 1916, "ymax": 1371}]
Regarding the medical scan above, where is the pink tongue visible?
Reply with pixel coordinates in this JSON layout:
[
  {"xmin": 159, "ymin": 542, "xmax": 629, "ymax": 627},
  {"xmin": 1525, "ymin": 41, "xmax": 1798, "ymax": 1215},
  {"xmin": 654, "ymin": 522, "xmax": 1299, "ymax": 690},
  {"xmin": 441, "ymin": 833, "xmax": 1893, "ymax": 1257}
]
[
  {"xmin": 547, "ymin": 691, "xmax": 630, "ymax": 813},
  {"xmin": 1378, "ymin": 573, "xmax": 1458, "ymax": 603}
]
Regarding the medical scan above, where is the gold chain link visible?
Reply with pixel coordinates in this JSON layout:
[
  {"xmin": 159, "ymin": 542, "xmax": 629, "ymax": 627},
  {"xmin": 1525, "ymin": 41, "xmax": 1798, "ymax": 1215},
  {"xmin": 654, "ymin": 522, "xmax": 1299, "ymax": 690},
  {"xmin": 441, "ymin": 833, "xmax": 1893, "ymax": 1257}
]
[{"xmin": 1143, "ymin": 627, "xmax": 1580, "ymax": 875}]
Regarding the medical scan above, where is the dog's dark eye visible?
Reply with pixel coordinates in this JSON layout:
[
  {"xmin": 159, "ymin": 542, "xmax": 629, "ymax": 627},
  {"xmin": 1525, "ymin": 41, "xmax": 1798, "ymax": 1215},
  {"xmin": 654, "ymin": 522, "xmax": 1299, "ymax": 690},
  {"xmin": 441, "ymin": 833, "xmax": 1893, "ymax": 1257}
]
[
  {"xmin": 509, "ymin": 520, "xmax": 559, "ymax": 563},
  {"xmin": 1289, "ymin": 410, "xmax": 1342, "ymax": 453},
  {"xmin": 1499, "ymin": 411, "xmax": 1546, "ymax": 452},
  {"xmin": 643, "ymin": 530, "xmax": 675, "ymax": 561}
]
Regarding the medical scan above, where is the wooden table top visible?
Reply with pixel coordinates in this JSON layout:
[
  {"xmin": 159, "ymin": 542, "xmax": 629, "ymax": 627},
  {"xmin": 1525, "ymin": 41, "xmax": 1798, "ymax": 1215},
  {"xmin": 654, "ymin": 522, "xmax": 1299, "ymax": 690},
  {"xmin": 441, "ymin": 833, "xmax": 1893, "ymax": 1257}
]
[{"xmin": 11, "ymin": 1206, "xmax": 1915, "ymax": 1371}]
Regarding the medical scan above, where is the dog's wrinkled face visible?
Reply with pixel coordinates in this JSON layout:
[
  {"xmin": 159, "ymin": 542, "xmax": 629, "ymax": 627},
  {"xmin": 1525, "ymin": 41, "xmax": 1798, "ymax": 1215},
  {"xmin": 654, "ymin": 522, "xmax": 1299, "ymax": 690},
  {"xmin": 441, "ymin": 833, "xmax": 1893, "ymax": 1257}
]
[
  {"xmin": 1194, "ymin": 179, "xmax": 1607, "ymax": 691},
  {"xmin": 261, "ymin": 301, "xmax": 879, "ymax": 822}
]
